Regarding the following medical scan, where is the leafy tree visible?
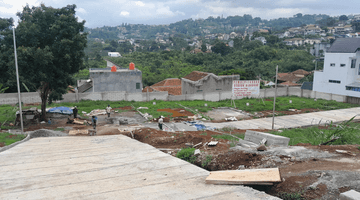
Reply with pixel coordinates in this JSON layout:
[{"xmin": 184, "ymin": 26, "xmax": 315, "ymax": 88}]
[
  {"xmin": 212, "ymin": 42, "xmax": 231, "ymax": 56},
  {"xmin": 11, "ymin": 4, "xmax": 87, "ymax": 120},
  {"xmin": 201, "ymin": 43, "xmax": 207, "ymax": 52},
  {"xmin": 339, "ymin": 15, "xmax": 348, "ymax": 21}
]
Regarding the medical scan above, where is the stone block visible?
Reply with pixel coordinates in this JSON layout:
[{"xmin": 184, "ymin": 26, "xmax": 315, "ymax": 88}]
[
  {"xmin": 340, "ymin": 190, "xmax": 360, "ymax": 200},
  {"xmin": 244, "ymin": 130, "xmax": 290, "ymax": 146}
]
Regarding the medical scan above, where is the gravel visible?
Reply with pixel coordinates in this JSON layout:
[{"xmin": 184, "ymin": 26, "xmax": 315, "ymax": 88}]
[{"xmin": 28, "ymin": 129, "xmax": 68, "ymax": 138}]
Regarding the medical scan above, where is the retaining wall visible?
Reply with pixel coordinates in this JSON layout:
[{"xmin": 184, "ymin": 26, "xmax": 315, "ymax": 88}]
[{"xmin": 0, "ymin": 87, "xmax": 349, "ymax": 105}]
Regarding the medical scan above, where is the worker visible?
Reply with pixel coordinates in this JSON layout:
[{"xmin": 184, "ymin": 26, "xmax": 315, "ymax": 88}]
[
  {"xmin": 106, "ymin": 105, "xmax": 112, "ymax": 118},
  {"xmin": 92, "ymin": 116, "xmax": 98, "ymax": 129},
  {"xmin": 73, "ymin": 106, "xmax": 78, "ymax": 118},
  {"xmin": 158, "ymin": 116, "xmax": 164, "ymax": 130}
]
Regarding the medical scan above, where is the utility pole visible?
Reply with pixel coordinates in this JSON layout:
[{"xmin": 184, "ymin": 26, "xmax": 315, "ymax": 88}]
[
  {"xmin": 13, "ymin": 26, "xmax": 24, "ymax": 134},
  {"xmin": 272, "ymin": 65, "xmax": 278, "ymax": 130}
]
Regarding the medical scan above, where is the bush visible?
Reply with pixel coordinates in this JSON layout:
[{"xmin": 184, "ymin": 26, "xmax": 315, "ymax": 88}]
[
  {"xmin": 201, "ymin": 155, "xmax": 212, "ymax": 168},
  {"xmin": 176, "ymin": 148, "xmax": 196, "ymax": 163}
]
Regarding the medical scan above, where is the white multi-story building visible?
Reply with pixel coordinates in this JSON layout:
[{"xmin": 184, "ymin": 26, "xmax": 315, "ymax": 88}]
[{"xmin": 313, "ymin": 38, "xmax": 360, "ymax": 96}]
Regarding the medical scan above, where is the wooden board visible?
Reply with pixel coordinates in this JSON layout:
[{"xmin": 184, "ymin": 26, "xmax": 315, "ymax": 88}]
[
  {"xmin": 205, "ymin": 168, "xmax": 281, "ymax": 185},
  {"xmin": 69, "ymin": 130, "xmax": 88, "ymax": 135}
]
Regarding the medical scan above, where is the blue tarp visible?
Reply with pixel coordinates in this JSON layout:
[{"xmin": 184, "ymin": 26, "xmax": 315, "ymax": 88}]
[
  {"xmin": 47, "ymin": 106, "xmax": 73, "ymax": 115},
  {"xmin": 186, "ymin": 121, "xmax": 215, "ymax": 131}
]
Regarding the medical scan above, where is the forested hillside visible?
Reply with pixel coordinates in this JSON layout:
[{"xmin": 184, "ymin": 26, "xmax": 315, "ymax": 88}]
[{"xmin": 85, "ymin": 13, "xmax": 330, "ymax": 40}]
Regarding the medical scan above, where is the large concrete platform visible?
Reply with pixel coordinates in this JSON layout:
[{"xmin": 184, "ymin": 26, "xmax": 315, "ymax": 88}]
[
  {"xmin": 0, "ymin": 135, "xmax": 278, "ymax": 199},
  {"xmin": 204, "ymin": 107, "xmax": 360, "ymax": 130}
]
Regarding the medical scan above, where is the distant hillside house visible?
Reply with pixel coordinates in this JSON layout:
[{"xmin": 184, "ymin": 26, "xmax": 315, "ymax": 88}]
[
  {"xmin": 182, "ymin": 71, "xmax": 240, "ymax": 94},
  {"xmin": 108, "ymin": 52, "xmax": 122, "ymax": 57}
]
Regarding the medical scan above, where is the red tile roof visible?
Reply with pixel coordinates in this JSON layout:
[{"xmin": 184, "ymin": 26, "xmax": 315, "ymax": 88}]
[
  {"xmin": 182, "ymin": 71, "xmax": 209, "ymax": 81},
  {"xmin": 142, "ymin": 78, "xmax": 182, "ymax": 95},
  {"xmin": 277, "ymin": 69, "xmax": 310, "ymax": 83},
  {"xmin": 292, "ymin": 69, "xmax": 310, "ymax": 76},
  {"xmin": 152, "ymin": 78, "xmax": 181, "ymax": 87}
]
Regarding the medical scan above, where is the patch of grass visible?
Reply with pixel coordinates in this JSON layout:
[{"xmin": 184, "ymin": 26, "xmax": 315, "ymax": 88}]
[
  {"xmin": 200, "ymin": 132, "xmax": 207, "ymax": 136},
  {"xmin": 277, "ymin": 192, "xmax": 303, "ymax": 200},
  {"xmin": 271, "ymin": 117, "xmax": 360, "ymax": 145},
  {"xmin": 0, "ymin": 133, "xmax": 26, "ymax": 146},
  {"xmin": 230, "ymin": 141, "xmax": 237, "ymax": 147},
  {"xmin": 201, "ymin": 155, "xmax": 212, "ymax": 168},
  {"xmin": 220, "ymin": 126, "xmax": 235, "ymax": 132},
  {"xmin": 0, "ymin": 97, "xmax": 358, "ymax": 124},
  {"xmin": 176, "ymin": 148, "xmax": 196, "ymax": 163},
  {"xmin": 54, "ymin": 128, "xmax": 65, "ymax": 131}
]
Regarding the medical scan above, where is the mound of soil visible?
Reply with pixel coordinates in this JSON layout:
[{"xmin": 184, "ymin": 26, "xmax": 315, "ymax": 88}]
[
  {"xmin": 157, "ymin": 108, "xmax": 194, "ymax": 117},
  {"xmin": 0, "ymin": 142, "xmax": 5, "ymax": 147},
  {"xmin": 199, "ymin": 150, "xmax": 263, "ymax": 171},
  {"xmin": 127, "ymin": 128, "xmax": 230, "ymax": 153}
]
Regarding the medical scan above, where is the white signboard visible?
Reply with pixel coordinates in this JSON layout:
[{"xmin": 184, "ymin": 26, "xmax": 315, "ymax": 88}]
[{"xmin": 232, "ymin": 80, "xmax": 260, "ymax": 97}]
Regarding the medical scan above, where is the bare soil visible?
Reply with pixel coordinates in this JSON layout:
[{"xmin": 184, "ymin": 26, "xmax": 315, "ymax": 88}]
[{"xmin": 157, "ymin": 108, "xmax": 194, "ymax": 117}]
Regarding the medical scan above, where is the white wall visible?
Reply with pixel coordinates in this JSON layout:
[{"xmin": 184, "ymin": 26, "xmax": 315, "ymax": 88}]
[{"xmin": 0, "ymin": 87, "xmax": 349, "ymax": 105}]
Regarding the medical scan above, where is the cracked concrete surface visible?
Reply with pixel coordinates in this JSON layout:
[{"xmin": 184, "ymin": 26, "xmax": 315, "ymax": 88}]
[{"xmin": 0, "ymin": 135, "xmax": 279, "ymax": 199}]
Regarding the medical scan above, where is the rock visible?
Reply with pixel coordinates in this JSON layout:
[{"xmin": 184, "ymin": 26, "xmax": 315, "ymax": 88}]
[
  {"xmin": 257, "ymin": 144, "xmax": 267, "ymax": 151},
  {"xmin": 238, "ymin": 165, "xmax": 245, "ymax": 170},
  {"xmin": 9, "ymin": 123, "xmax": 14, "ymax": 126},
  {"xmin": 194, "ymin": 149, "xmax": 201, "ymax": 155},
  {"xmin": 290, "ymin": 157, "xmax": 296, "ymax": 162}
]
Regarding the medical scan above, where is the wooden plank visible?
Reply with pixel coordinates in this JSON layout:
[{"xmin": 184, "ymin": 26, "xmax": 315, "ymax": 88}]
[
  {"xmin": 205, "ymin": 168, "xmax": 281, "ymax": 185},
  {"xmin": 69, "ymin": 130, "xmax": 88, "ymax": 136}
]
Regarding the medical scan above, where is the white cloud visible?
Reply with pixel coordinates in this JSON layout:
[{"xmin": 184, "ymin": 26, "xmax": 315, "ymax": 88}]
[
  {"xmin": 135, "ymin": 1, "xmax": 145, "ymax": 6},
  {"xmin": 76, "ymin": 8, "xmax": 87, "ymax": 14},
  {"xmin": 0, "ymin": 0, "xmax": 40, "ymax": 16},
  {"xmin": 120, "ymin": 11, "xmax": 130, "ymax": 16}
]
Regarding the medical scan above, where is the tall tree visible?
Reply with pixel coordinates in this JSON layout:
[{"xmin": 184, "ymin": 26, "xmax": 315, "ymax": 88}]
[{"xmin": 13, "ymin": 4, "xmax": 87, "ymax": 120}]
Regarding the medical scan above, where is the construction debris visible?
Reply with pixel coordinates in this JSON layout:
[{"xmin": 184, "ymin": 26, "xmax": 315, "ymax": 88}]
[
  {"xmin": 335, "ymin": 150, "xmax": 356, "ymax": 156},
  {"xmin": 257, "ymin": 144, "xmax": 267, "ymax": 151},
  {"xmin": 205, "ymin": 168, "xmax": 281, "ymax": 185},
  {"xmin": 137, "ymin": 107, "xmax": 148, "ymax": 109},
  {"xmin": 225, "ymin": 116, "xmax": 238, "ymax": 121},
  {"xmin": 208, "ymin": 141, "xmax": 218, "ymax": 146},
  {"xmin": 86, "ymin": 109, "xmax": 107, "ymax": 116}
]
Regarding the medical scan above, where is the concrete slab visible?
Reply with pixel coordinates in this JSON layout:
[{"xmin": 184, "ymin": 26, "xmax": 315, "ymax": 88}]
[
  {"xmin": 340, "ymin": 189, "xmax": 360, "ymax": 200},
  {"xmin": 244, "ymin": 130, "xmax": 290, "ymax": 146},
  {"xmin": 204, "ymin": 107, "xmax": 360, "ymax": 130},
  {"xmin": 0, "ymin": 135, "xmax": 279, "ymax": 200}
]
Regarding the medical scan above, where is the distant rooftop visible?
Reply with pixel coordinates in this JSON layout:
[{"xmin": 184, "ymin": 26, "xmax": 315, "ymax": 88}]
[{"xmin": 89, "ymin": 68, "xmax": 140, "ymax": 72}]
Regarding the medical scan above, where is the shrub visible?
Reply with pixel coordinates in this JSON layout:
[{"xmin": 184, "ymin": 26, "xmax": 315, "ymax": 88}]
[
  {"xmin": 176, "ymin": 148, "xmax": 196, "ymax": 163},
  {"xmin": 201, "ymin": 155, "xmax": 212, "ymax": 168}
]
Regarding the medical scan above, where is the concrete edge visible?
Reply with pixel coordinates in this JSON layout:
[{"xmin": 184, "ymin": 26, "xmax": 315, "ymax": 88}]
[{"xmin": 0, "ymin": 132, "xmax": 30, "ymax": 153}]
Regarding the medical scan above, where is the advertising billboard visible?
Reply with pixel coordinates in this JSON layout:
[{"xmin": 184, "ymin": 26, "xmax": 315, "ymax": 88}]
[{"xmin": 232, "ymin": 80, "xmax": 260, "ymax": 97}]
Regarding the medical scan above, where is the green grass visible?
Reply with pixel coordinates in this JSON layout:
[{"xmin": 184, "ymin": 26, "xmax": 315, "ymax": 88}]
[
  {"xmin": 176, "ymin": 148, "xmax": 196, "ymax": 163},
  {"xmin": 277, "ymin": 192, "xmax": 303, "ymax": 200},
  {"xmin": 270, "ymin": 117, "xmax": 360, "ymax": 146},
  {"xmin": 200, "ymin": 132, "xmax": 207, "ymax": 136},
  {"xmin": 0, "ymin": 133, "xmax": 26, "ymax": 146},
  {"xmin": 54, "ymin": 128, "xmax": 65, "ymax": 131},
  {"xmin": 0, "ymin": 96, "xmax": 358, "ymax": 123}
]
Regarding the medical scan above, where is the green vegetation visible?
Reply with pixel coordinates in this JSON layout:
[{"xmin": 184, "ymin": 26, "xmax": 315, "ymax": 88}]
[
  {"xmin": 201, "ymin": 155, "xmax": 212, "ymax": 168},
  {"xmin": 0, "ymin": 97, "xmax": 358, "ymax": 124},
  {"xmin": 176, "ymin": 148, "xmax": 196, "ymax": 163},
  {"xmin": 271, "ymin": 117, "xmax": 360, "ymax": 146},
  {"xmin": 54, "ymin": 128, "xmax": 65, "ymax": 131},
  {"xmin": 108, "ymin": 44, "xmax": 316, "ymax": 86},
  {"xmin": 277, "ymin": 192, "xmax": 303, "ymax": 200},
  {"xmin": 200, "ymin": 132, "xmax": 207, "ymax": 136},
  {"xmin": 0, "ymin": 133, "xmax": 26, "ymax": 146}
]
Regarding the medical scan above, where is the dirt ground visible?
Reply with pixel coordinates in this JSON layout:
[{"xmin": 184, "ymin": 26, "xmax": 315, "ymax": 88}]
[{"xmin": 5, "ymin": 105, "xmax": 360, "ymax": 199}]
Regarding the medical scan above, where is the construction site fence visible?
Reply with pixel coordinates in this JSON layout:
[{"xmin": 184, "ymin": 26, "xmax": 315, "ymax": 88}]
[{"xmin": 0, "ymin": 87, "xmax": 349, "ymax": 105}]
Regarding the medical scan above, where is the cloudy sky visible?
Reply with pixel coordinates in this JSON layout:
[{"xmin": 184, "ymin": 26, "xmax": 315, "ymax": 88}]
[{"xmin": 0, "ymin": 0, "xmax": 359, "ymax": 28}]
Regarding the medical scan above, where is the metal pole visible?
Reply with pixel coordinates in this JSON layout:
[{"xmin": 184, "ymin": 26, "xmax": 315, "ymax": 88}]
[
  {"xmin": 272, "ymin": 65, "xmax": 278, "ymax": 130},
  {"xmin": 13, "ymin": 27, "xmax": 24, "ymax": 134}
]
